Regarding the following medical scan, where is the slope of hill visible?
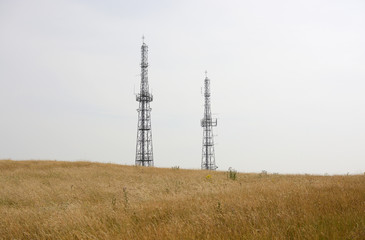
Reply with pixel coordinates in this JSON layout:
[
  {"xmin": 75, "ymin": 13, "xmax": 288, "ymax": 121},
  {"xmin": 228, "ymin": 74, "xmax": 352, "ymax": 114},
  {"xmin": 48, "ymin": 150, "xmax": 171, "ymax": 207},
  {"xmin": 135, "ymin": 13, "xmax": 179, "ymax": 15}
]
[{"xmin": 0, "ymin": 160, "xmax": 364, "ymax": 239}]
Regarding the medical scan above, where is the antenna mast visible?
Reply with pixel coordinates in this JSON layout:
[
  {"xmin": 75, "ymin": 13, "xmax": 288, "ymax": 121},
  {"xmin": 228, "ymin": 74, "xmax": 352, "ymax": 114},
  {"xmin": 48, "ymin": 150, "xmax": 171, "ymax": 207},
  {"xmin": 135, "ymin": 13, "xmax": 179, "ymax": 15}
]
[
  {"xmin": 135, "ymin": 37, "xmax": 154, "ymax": 166},
  {"xmin": 201, "ymin": 71, "xmax": 217, "ymax": 170}
]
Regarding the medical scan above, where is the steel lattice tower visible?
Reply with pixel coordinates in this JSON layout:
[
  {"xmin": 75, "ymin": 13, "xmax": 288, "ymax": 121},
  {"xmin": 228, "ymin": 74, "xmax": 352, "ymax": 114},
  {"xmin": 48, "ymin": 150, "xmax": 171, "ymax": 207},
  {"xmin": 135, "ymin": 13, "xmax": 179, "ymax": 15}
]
[
  {"xmin": 135, "ymin": 38, "xmax": 154, "ymax": 166},
  {"xmin": 201, "ymin": 72, "xmax": 217, "ymax": 170}
]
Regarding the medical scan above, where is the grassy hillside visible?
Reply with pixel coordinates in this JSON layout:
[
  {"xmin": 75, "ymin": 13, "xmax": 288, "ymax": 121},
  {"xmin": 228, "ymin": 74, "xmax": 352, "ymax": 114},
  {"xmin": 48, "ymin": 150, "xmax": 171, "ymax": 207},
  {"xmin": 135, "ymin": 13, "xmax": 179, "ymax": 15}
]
[{"xmin": 0, "ymin": 160, "xmax": 364, "ymax": 239}]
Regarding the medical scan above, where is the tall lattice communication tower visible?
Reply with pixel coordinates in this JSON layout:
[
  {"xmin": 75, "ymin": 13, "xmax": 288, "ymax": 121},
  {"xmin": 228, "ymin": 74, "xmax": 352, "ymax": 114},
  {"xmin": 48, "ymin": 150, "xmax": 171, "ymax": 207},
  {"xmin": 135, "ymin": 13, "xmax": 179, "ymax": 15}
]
[
  {"xmin": 201, "ymin": 72, "xmax": 218, "ymax": 170},
  {"xmin": 135, "ymin": 38, "xmax": 154, "ymax": 166}
]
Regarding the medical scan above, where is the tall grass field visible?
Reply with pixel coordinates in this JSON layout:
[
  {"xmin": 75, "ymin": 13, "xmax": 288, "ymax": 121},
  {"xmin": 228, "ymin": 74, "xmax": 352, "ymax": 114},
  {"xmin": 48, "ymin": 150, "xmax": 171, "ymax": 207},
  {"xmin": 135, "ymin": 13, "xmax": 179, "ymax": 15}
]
[{"xmin": 0, "ymin": 160, "xmax": 364, "ymax": 239}]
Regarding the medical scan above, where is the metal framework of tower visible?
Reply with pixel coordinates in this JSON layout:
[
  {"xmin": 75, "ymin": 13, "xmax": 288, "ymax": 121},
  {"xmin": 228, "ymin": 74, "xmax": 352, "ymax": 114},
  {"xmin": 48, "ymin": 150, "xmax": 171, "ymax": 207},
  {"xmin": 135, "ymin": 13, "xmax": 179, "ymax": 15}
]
[
  {"xmin": 201, "ymin": 72, "xmax": 217, "ymax": 170},
  {"xmin": 135, "ymin": 39, "xmax": 154, "ymax": 166}
]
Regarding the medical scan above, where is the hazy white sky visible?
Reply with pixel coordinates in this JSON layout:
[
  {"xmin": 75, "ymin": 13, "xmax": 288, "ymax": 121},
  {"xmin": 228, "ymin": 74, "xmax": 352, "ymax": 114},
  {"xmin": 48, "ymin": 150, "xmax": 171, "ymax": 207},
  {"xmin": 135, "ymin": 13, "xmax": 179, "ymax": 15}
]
[{"xmin": 1, "ymin": 0, "xmax": 364, "ymax": 174}]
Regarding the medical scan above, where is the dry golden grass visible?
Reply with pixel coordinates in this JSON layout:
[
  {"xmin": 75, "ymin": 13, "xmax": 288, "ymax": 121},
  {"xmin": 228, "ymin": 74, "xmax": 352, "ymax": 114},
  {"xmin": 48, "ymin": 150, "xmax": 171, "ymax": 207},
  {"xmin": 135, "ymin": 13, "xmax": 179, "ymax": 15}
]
[{"xmin": 0, "ymin": 160, "xmax": 364, "ymax": 239}]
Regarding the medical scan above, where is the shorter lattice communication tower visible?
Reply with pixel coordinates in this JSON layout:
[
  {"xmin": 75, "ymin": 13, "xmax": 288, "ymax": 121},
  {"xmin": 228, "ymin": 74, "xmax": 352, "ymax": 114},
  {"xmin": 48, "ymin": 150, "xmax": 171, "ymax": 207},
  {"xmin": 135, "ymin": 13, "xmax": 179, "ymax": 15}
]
[
  {"xmin": 135, "ymin": 37, "xmax": 154, "ymax": 166},
  {"xmin": 201, "ymin": 71, "xmax": 218, "ymax": 170}
]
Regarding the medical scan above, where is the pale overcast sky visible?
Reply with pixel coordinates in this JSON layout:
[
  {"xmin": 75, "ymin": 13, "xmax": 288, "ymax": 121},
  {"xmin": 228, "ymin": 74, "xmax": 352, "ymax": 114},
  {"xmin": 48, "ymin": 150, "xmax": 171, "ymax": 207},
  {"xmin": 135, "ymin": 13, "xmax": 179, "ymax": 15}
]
[{"xmin": 1, "ymin": 0, "xmax": 364, "ymax": 174}]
